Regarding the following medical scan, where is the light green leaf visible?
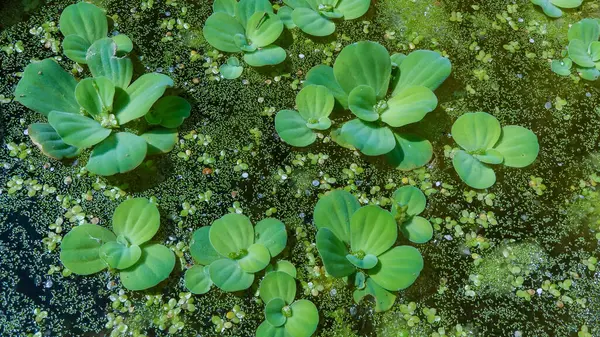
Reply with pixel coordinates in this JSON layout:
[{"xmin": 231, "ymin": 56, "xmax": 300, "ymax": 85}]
[
  {"xmin": 112, "ymin": 198, "xmax": 160, "ymax": 245},
  {"xmin": 213, "ymin": 0, "xmax": 238, "ymax": 16},
  {"xmin": 337, "ymin": 0, "xmax": 371, "ymax": 20},
  {"xmin": 316, "ymin": 228, "xmax": 355, "ymax": 278},
  {"xmin": 238, "ymin": 243, "xmax": 271, "ymax": 273},
  {"xmin": 265, "ymin": 298, "xmax": 287, "ymax": 327},
  {"xmin": 259, "ymin": 270, "xmax": 297, "ymax": 304},
  {"xmin": 551, "ymin": 58, "xmax": 572, "ymax": 76},
  {"xmin": 348, "ymin": 85, "xmax": 379, "ymax": 122},
  {"xmin": 285, "ymin": 300, "xmax": 319, "ymax": 337},
  {"xmin": 346, "ymin": 253, "xmax": 378, "ymax": 269},
  {"xmin": 244, "ymin": 45, "xmax": 287, "ymax": 66},
  {"xmin": 141, "ymin": 128, "xmax": 178, "ymax": 155},
  {"xmin": 120, "ymin": 243, "xmax": 175, "ymax": 291},
  {"xmin": 113, "ymin": 73, "xmax": 174, "ymax": 125},
  {"xmin": 380, "ymin": 86, "xmax": 438, "ymax": 127},
  {"xmin": 306, "ymin": 117, "xmax": 332, "ymax": 130},
  {"xmin": 99, "ymin": 239, "xmax": 142, "ymax": 270},
  {"xmin": 203, "ymin": 12, "xmax": 245, "ymax": 52},
  {"xmin": 474, "ymin": 148, "xmax": 504, "ymax": 165},
  {"xmin": 333, "ymin": 41, "xmax": 391, "ymax": 99},
  {"xmin": 246, "ymin": 12, "xmax": 284, "ymax": 48},
  {"xmin": 305, "ymin": 65, "xmax": 348, "ymax": 108},
  {"xmin": 86, "ymin": 38, "xmax": 133, "ymax": 89},
  {"xmin": 386, "ymin": 133, "xmax": 433, "ymax": 171},
  {"xmin": 86, "ymin": 132, "xmax": 148, "ymax": 176},
  {"xmin": 145, "ymin": 96, "xmax": 191, "ymax": 128},
  {"xmin": 391, "ymin": 186, "xmax": 426, "ymax": 217},
  {"xmin": 452, "ymin": 150, "xmax": 496, "ymax": 189},
  {"xmin": 393, "ymin": 50, "xmax": 451, "ymax": 94},
  {"xmin": 14, "ymin": 59, "xmax": 79, "ymax": 116},
  {"xmin": 220, "ymin": 57, "xmax": 244, "ymax": 79},
  {"xmin": 75, "ymin": 77, "xmax": 115, "ymax": 118},
  {"xmin": 568, "ymin": 39, "xmax": 596, "ymax": 67},
  {"xmin": 236, "ymin": 0, "xmax": 274, "ymax": 28},
  {"xmin": 568, "ymin": 18, "xmax": 600, "ymax": 46},
  {"xmin": 59, "ymin": 2, "xmax": 108, "ymax": 44},
  {"xmin": 60, "ymin": 224, "xmax": 116, "ymax": 275},
  {"xmin": 184, "ymin": 265, "xmax": 213, "ymax": 294},
  {"xmin": 209, "ymin": 258, "xmax": 255, "ymax": 292},
  {"xmin": 493, "ymin": 125, "xmax": 539, "ymax": 168},
  {"xmin": 256, "ymin": 321, "xmax": 286, "ymax": 337},
  {"xmin": 112, "ymin": 34, "xmax": 133, "ymax": 54},
  {"xmin": 590, "ymin": 41, "xmax": 600, "ymax": 61},
  {"xmin": 368, "ymin": 246, "xmax": 424, "ymax": 291},
  {"xmin": 313, "ymin": 189, "xmax": 360, "ymax": 243},
  {"xmin": 255, "ymin": 218, "xmax": 287, "ymax": 257},
  {"xmin": 48, "ymin": 110, "xmax": 111, "ymax": 149},
  {"xmin": 63, "ymin": 34, "xmax": 90, "ymax": 64},
  {"xmin": 278, "ymin": 6, "xmax": 296, "ymax": 29},
  {"xmin": 266, "ymin": 260, "xmax": 297, "ymax": 278},
  {"xmin": 451, "ymin": 112, "xmax": 502, "ymax": 152},
  {"xmin": 297, "ymin": 85, "xmax": 334, "ymax": 121},
  {"xmin": 275, "ymin": 110, "xmax": 316, "ymax": 147},
  {"xmin": 340, "ymin": 119, "xmax": 395, "ymax": 156},
  {"xmin": 350, "ymin": 205, "xmax": 397, "ymax": 256},
  {"xmin": 578, "ymin": 66, "xmax": 600, "ymax": 81},
  {"xmin": 210, "ymin": 213, "xmax": 254, "ymax": 257},
  {"xmin": 401, "ymin": 216, "xmax": 433, "ymax": 244},
  {"xmin": 27, "ymin": 123, "xmax": 81, "ymax": 160},
  {"xmin": 353, "ymin": 278, "xmax": 397, "ymax": 312},
  {"xmin": 292, "ymin": 7, "xmax": 336, "ymax": 37},
  {"xmin": 283, "ymin": 0, "xmax": 311, "ymax": 8},
  {"xmin": 190, "ymin": 227, "xmax": 222, "ymax": 265},
  {"xmin": 531, "ymin": 0, "xmax": 563, "ymax": 18},
  {"xmin": 551, "ymin": 0, "xmax": 582, "ymax": 8}
]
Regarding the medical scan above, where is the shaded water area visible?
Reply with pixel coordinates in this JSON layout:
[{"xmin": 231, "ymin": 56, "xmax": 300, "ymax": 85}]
[{"xmin": 2, "ymin": 0, "xmax": 600, "ymax": 336}]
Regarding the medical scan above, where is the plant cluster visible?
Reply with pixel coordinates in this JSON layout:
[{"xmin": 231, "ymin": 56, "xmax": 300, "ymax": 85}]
[
  {"xmin": 14, "ymin": 2, "xmax": 190, "ymax": 176},
  {"xmin": 551, "ymin": 18, "xmax": 600, "ymax": 81},
  {"xmin": 530, "ymin": 0, "xmax": 582, "ymax": 18},
  {"xmin": 275, "ymin": 41, "xmax": 451, "ymax": 171},
  {"xmin": 60, "ymin": 198, "xmax": 175, "ymax": 291}
]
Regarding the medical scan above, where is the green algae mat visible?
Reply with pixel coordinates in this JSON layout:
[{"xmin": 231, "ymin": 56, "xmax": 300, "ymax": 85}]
[{"xmin": 1, "ymin": 0, "xmax": 600, "ymax": 336}]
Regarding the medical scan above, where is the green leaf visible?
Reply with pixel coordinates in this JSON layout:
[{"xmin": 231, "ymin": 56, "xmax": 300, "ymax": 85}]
[
  {"xmin": 120, "ymin": 243, "xmax": 175, "ymax": 291},
  {"xmin": 190, "ymin": 227, "xmax": 222, "ymax": 265},
  {"xmin": 350, "ymin": 205, "xmax": 397, "ymax": 257},
  {"xmin": 48, "ymin": 110, "xmax": 111, "ymax": 149},
  {"xmin": 296, "ymin": 85, "xmax": 335, "ymax": 122},
  {"xmin": 333, "ymin": 41, "xmax": 391, "ymax": 99},
  {"xmin": 99, "ymin": 239, "xmax": 142, "ymax": 269},
  {"xmin": 568, "ymin": 39, "xmax": 596, "ymax": 67},
  {"xmin": 255, "ymin": 218, "xmax": 287, "ymax": 257},
  {"xmin": 209, "ymin": 258, "xmax": 255, "ymax": 292},
  {"xmin": 14, "ymin": 59, "xmax": 79, "ymax": 116},
  {"xmin": 305, "ymin": 65, "xmax": 349, "ymax": 108},
  {"xmin": 275, "ymin": 110, "xmax": 316, "ymax": 147},
  {"xmin": 141, "ymin": 128, "xmax": 178, "ymax": 155},
  {"xmin": 210, "ymin": 213, "xmax": 254, "ymax": 257},
  {"xmin": 63, "ymin": 34, "xmax": 91, "ymax": 64},
  {"xmin": 236, "ymin": 0, "xmax": 274, "ymax": 28},
  {"xmin": 551, "ymin": 0, "xmax": 582, "ymax": 8},
  {"xmin": 452, "ymin": 150, "xmax": 496, "ymax": 189},
  {"xmin": 266, "ymin": 260, "xmax": 297, "ymax": 278},
  {"xmin": 531, "ymin": 0, "xmax": 563, "ymax": 18},
  {"xmin": 75, "ymin": 77, "xmax": 115, "ymax": 118},
  {"xmin": 220, "ymin": 57, "xmax": 244, "ymax": 79},
  {"xmin": 401, "ymin": 216, "xmax": 433, "ymax": 244},
  {"xmin": 315, "ymin": 228, "xmax": 355, "ymax": 278},
  {"xmin": 184, "ymin": 265, "xmax": 213, "ymax": 294},
  {"xmin": 203, "ymin": 12, "xmax": 245, "ymax": 52},
  {"xmin": 474, "ymin": 148, "xmax": 504, "ymax": 165},
  {"xmin": 59, "ymin": 2, "xmax": 108, "ymax": 44},
  {"xmin": 238, "ymin": 243, "xmax": 271, "ymax": 273},
  {"xmin": 493, "ymin": 126, "xmax": 539, "ymax": 168},
  {"xmin": 391, "ymin": 186, "xmax": 426, "ymax": 217},
  {"xmin": 284, "ymin": 300, "xmax": 319, "ymax": 337},
  {"xmin": 568, "ymin": 18, "xmax": 600, "ymax": 46},
  {"xmin": 551, "ymin": 58, "xmax": 572, "ymax": 76},
  {"xmin": 578, "ymin": 66, "xmax": 600, "ymax": 81},
  {"xmin": 386, "ymin": 133, "xmax": 433, "ymax": 171},
  {"xmin": 292, "ymin": 7, "xmax": 335, "ymax": 37},
  {"xmin": 348, "ymin": 85, "xmax": 379, "ymax": 122},
  {"xmin": 244, "ymin": 45, "xmax": 287, "ymax": 66},
  {"xmin": 265, "ymin": 298, "xmax": 287, "ymax": 327},
  {"xmin": 277, "ymin": 6, "xmax": 296, "ymax": 29},
  {"xmin": 246, "ymin": 12, "xmax": 283, "ymax": 48},
  {"xmin": 336, "ymin": 0, "xmax": 371, "ymax": 20},
  {"xmin": 27, "ymin": 123, "xmax": 81, "ymax": 160},
  {"xmin": 113, "ymin": 73, "xmax": 174, "ymax": 125},
  {"xmin": 60, "ymin": 224, "xmax": 116, "ymax": 275},
  {"xmin": 353, "ymin": 278, "xmax": 397, "ymax": 312},
  {"xmin": 86, "ymin": 132, "xmax": 148, "ymax": 176},
  {"xmin": 306, "ymin": 117, "xmax": 332, "ymax": 130},
  {"xmin": 393, "ymin": 50, "xmax": 451, "ymax": 94},
  {"xmin": 86, "ymin": 38, "xmax": 133, "ymax": 89},
  {"xmin": 340, "ymin": 119, "xmax": 395, "ymax": 156},
  {"xmin": 368, "ymin": 246, "xmax": 424, "ymax": 291},
  {"xmin": 259, "ymin": 271, "xmax": 297, "ymax": 304},
  {"xmin": 112, "ymin": 197, "xmax": 160, "ymax": 245},
  {"xmin": 112, "ymin": 34, "xmax": 133, "ymax": 54},
  {"xmin": 284, "ymin": 0, "xmax": 311, "ymax": 8},
  {"xmin": 590, "ymin": 41, "xmax": 600, "ymax": 61},
  {"xmin": 214, "ymin": 0, "xmax": 238, "ymax": 16},
  {"xmin": 346, "ymin": 253, "xmax": 378, "ymax": 269},
  {"xmin": 380, "ymin": 86, "xmax": 438, "ymax": 127},
  {"xmin": 451, "ymin": 112, "xmax": 502, "ymax": 152},
  {"xmin": 256, "ymin": 321, "xmax": 286, "ymax": 337},
  {"xmin": 313, "ymin": 189, "xmax": 360, "ymax": 243},
  {"xmin": 145, "ymin": 96, "xmax": 191, "ymax": 128}
]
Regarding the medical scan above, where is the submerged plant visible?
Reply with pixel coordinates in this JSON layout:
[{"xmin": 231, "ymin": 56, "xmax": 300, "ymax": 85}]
[
  {"xmin": 185, "ymin": 214, "xmax": 287, "ymax": 293},
  {"xmin": 314, "ymin": 190, "xmax": 424, "ymax": 311},
  {"xmin": 60, "ymin": 198, "xmax": 175, "ymax": 291},
  {"xmin": 450, "ymin": 112, "xmax": 540, "ymax": 189},
  {"xmin": 278, "ymin": 0, "xmax": 371, "ymax": 37},
  {"xmin": 530, "ymin": 0, "xmax": 582, "ymax": 18},
  {"xmin": 256, "ymin": 271, "xmax": 319, "ymax": 337},
  {"xmin": 276, "ymin": 41, "xmax": 451, "ymax": 170},
  {"xmin": 203, "ymin": 0, "xmax": 286, "ymax": 67},
  {"xmin": 391, "ymin": 186, "xmax": 433, "ymax": 244}
]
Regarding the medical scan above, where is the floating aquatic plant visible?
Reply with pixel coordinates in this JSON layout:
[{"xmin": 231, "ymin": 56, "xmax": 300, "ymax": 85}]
[
  {"xmin": 450, "ymin": 112, "xmax": 539, "ymax": 189},
  {"xmin": 256, "ymin": 271, "xmax": 319, "ymax": 337},
  {"xmin": 185, "ymin": 214, "xmax": 287, "ymax": 293},
  {"xmin": 203, "ymin": 0, "xmax": 286, "ymax": 67},
  {"xmin": 60, "ymin": 198, "xmax": 175, "ymax": 291},
  {"xmin": 314, "ymin": 189, "xmax": 424, "ymax": 311},
  {"xmin": 278, "ymin": 0, "xmax": 371, "ymax": 37},
  {"xmin": 391, "ymin": 186, "xmax": 433, "ymax": 244},
  {"xmin": 551, "ymin": 18, "xmax": 600, "ymax": 80},
  {"xmin": 530, "ymin": 0, "xmax": 582, "ymax": 18}
]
